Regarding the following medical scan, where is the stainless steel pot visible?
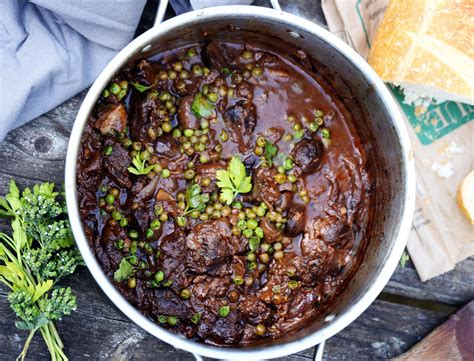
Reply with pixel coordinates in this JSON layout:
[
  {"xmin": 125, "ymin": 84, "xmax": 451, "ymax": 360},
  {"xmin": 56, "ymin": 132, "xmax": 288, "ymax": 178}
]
[{"xmin": 65, "ymin": 4, "xmax": 415, "ymax": 360}]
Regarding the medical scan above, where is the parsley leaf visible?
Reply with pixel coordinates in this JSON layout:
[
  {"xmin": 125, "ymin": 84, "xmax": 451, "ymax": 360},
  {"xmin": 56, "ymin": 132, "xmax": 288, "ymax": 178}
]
[
  {"xmin": 191, "ymin": 93, "xmax": 214, "ymax": 118},
  {"xmin": 216, "ymin": 157, "xmax": 252, "ymax": 205},
  {"xmin": 264, "ymin": 141, "xmax": 278, "ymax": 166},
  {"xmin": 114, "ymin": 258, "xmax": 135, "ymax": 282},
  {"xmin": 400, "ymin": 251, "xmax": 410, "ymax": 268},
  {"xmin": 131, "ymin": 81, "xmax": 155, "ymax": 93},
  {"xmin": 183, "ymin": 183, "xmax": 209, "ymax": 215},
  {"xmin": 128, "ymin": 152, "xmax": 156, "ymax": 175}
]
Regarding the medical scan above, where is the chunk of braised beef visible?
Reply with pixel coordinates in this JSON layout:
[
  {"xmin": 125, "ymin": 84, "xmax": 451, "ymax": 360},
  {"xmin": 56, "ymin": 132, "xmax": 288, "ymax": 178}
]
[
  {"xmin": 239, "ymin": 296, "xmax": 272, "ymax": 325},
  {"xmin": 223, "ymin": 100, "xmax": 257, "ymax": 153},
  {"xmin": 130, "ymin": 59, "xmax": 156, "ymax": 86},
  {"xmin": 155, "ymin": 133, "xmax": 188, "ymax": 171},
  {"xmin": 291, "ymin": 138, "xmax": 324, "ymax": 173},
  {"xmin": 103, "ymin": 141, "xmax": 132, "ymax": 188},
  {"xmin": 178, "ymin": 95, "xmax": 199, "ymax": 129},
  {"xmin": 77, "ymin": 124, "xmax": 103, "ymax": 193},
  {"xmin": 284, "ymin": 205, "xmax": 306, "ymax": 237},
  {"xmin": 288, "ymin": 289, "xmax": 321, "ymax": 318},
  {"xmin": 275, "ymin": 191, "xmax": 292, "ymax": 212},
  {"xmin": 128, "ymin": 94, "xmax": 166, "ymax": 142},
  {"xmin": 198, "ymin": 311, "xmax": 244, "ymax": 345},
  {"xmin": 149, "ymin": 288, "xmax": 189, "ymax": 318},
  {"xmin": 98, "ymin": 223, "xmax": 130, "ymax": 272},
  {"xmin": 159, "ymin": 230, "xmax": 189, "ymax": 289},
  {"xmin": 191, "ymin": 275, "xmax": 231, "ymax": 301},
  {"xmin": 94, "ymin": 103, "xmax": 127, "ymax": 135},
  {"xmin": 251, "ymin": 167, "xmax": 280, "ymax": 209},
  {"xmin": 186, "ymin": 219, "xmax": 234, "ymax": 274},
  {"xmin": 201, "ymin": 41, "xmax": 234, "ymax": 70},
  {"xmin": 195, "ymin": 162, "xmax": 226, "ymax": 192},
  {"xmin": 260, "ymin": 217, "xmax": 282, "ymax": 243}
]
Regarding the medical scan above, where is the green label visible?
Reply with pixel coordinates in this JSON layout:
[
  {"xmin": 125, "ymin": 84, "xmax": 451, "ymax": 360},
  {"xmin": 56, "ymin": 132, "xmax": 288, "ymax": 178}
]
[{"xmin": 390, "ymin": 86, "xmax": 474, "ymax": 145}]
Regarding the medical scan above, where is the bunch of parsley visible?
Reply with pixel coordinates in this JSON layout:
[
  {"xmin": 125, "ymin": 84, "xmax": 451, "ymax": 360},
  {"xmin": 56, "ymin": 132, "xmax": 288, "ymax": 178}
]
[{"xmin": 0, "ymin": 181, "xmax": 83, "ymax": 361}]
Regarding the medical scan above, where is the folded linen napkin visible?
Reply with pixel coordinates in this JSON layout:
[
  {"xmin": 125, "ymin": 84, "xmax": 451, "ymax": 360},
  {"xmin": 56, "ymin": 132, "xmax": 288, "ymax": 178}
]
[{"xmin": 0, "ymin": 0, "xmax": 146, "ymax": 141}]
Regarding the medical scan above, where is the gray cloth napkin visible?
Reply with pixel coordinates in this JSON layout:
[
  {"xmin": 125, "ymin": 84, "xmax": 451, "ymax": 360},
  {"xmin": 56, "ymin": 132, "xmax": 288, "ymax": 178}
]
[{"xmin": 0, "ymin": 0, "xmax": 146, "ymax": 141}]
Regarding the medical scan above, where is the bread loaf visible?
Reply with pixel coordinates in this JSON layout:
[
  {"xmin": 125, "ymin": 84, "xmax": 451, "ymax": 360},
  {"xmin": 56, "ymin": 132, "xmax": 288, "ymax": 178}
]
[{"xmin": 368, "ymin": 0, "xmax": 474, "ymax": 105}]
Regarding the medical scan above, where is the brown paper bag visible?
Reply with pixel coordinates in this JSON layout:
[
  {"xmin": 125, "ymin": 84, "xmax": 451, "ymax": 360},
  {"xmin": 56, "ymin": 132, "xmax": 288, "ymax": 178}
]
[{"xmin": 321, "ymin": 0, "xmax": 474, "ymax": 281}]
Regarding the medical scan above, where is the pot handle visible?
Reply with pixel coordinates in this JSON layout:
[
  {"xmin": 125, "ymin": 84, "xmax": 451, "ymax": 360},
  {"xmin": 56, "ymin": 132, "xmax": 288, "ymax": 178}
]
[{"xmin": 151, "ymin": 1, "xmax": 326, "ymax": 360}]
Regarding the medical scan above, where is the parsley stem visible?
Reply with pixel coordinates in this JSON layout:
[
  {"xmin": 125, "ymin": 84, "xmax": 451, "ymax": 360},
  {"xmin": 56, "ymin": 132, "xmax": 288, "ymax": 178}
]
[{"xmin": 18, "ymin": 328, "xmax": 36, "ymax": 361}]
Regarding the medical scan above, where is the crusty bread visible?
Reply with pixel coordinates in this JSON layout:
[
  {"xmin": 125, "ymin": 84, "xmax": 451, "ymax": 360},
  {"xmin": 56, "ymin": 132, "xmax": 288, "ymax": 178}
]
[
  {"xmin": 368, "ymin": 0, "xmax": 474, "ymax": 105},
  {"xmin": 458, "ymin": 171, "xmax": 474, "ymax": 225}
]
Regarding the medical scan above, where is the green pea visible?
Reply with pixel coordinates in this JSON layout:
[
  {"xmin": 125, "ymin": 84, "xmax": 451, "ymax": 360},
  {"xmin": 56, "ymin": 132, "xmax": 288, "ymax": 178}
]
[
  {"xmin": 109, "ymin": 83, "xmax": 121, "ymax": 94},
  {"xmin": 155, "ymin": 271, "xmax": 164, "ymax": 283},
  {"xmin": 292, "ymin": 123, "xmax": 302, "ymax": 131},
  {"xmin": 309, "ymin": 122, "xmax": 319, "ymax": 132},
  {"xmin": 192, "ymin": 64, "xmax": 203, "ymax": 76},
  {"xmin": 315, "ymin": 109, "xmax": 325, "ymax": 117},
  {"xmin": 105, "ymin": 194, "xmax": 115, "ymax": 205},
  {"xmin": 114, "ymin": 239, "xmax": 124, "ymax": 250},
  {"xmin": 194, "ymin": 142, "xmax": 205, "ymax": 152},
  {"xmin": 199, "ymin": 154, "xmax": 209, "ymax": 163},
  {"xmin": 184, "ymin": 169, "xmax": 196, "ymax": 180},
  {"xmin": 275, "ymin": 174, "xmax": 287, "ymax": 184},
  {"xmin": 162, "ymin": 122, "xmax": 173, "ymax": 133},
  {"xmin": 254, "ymin": 227, "xmax": 264, "ymax": 239},
  {"xmin": 180, "ymin": 288, "xmax": 191, "ymax": 300},
  {"xmin": 179, "ymin": 70, "xmax": 189, "ymax": 79},
  {"xmin": 256, "ymin": 207, "xmax": 266, "ymax": 217},
  {"xmin": 172, "ymin": 128, "xmax": 181, "ymax": 138},
  {"xmin": 190, "ymin": 210, "xmax": 201, "ymax": 219},
  {"xmin": 158, "ymin": 315, "xmax": 168, "ymax": 323},
  {"xmin": 104, "ymin": 145, "xmax": 113, "ymax": 156},
  {"xmin": 283, "ymin": 133, "xmax": 293, "ymax": 142},
  {"xmin": 118, "ymin": 89, "xmax": 127, "ymax": 100},
  {"xmin": 288, "ymin": 280, "xmax": 299, "ymax": 289},
  {"xmin": 103, "ymin": 89, "xmax": 110, "ymax": 98},
  {"xmin": 172, "ymin": 61, "xmax": 183, "ymax": 72},
  {"xmin": 168, "ymin": 70, "xmax": 177, "ymax": 80},
  {"xmin": 242, "ymin": 229, "xmax": 253, "ymax": 238},
  {"xmin": 159, "ymin": 212, "xmax": 168, "ymax": 222},
  {"xmin": 284, "ymin": 158, "xmax": 294, "ymax": 170},
  {"xmin": 187, "ymin": 47, "xmax": 196, "ymax": 58},
  {"xmin": 144, "ymin": 243, "xmax": 154, "ymax": 255},
  {"xmin": 247, "ymin": 219, "xmax": 258, "ymax": 230},
  {"xmin": 191, "ymin": 313, "xmax": 201, "ymax": 324},
  {"xmin": 242, "ymin": 50, "xmax": 253, "ymax": 60},
  {"xmin": 321, "ymin": 128, "xmax": 330, "ymax": 139},
  {"xmin": 111, "ymin": 210, "xmax": 122, "ymax": 221},
  {"xmin": 246, "ymin": 253, "xmax": 256, "ymax": 262},
  {"xmin": 177, "ymin": 216, "xmax": 186, "ymax": 227},
  {"xmin": 184, "ymin": 128, "xmax": 194, "ymax": 137},
  {"xmin": 167, "ymin": 316, "xmax": 178, "ymax": 326},
  {"xmin": 219, "ymin": 305, "xmax": 230, "ymax": 318},
  {"xmin": 129, "ymin": 230, "xmax": 139, "ymax": 239},
  {"xmin": 254, "ymin": 146, "xmax": 263, "ymax": 156},
  {"xmin": 201, "ymin": 177, "xmax": 211, "ymax": 187},
  {"xmin": 128, "ymin": 277, "xmax": 136, "ymax": 288},
  {"xmin": 288, "ymin": 174, "xmax": 297, "ymax": 183},
  {"xmin": 200, "ymin": 119, "xmax": 209, "ymax": 129},
  {"xmin": 161, "ymin": 169, "xmax": 171, "ymax": 178},
  {"xmin": 233, "ymin": 276, "xmax": 244, "ymax": 286},
  {"xmin": 146, "ymin": 228, "xmax": 154, "ymax": 239},
  {"xmin": 206, "ymin": 92, "xmax": 218, "ymax": 103},
  {"xmin": 277, "ymin": 166, "xmax": 286, "ymax": 174},
  {"xmin": 252, "ymin": 67, "xmax": 263, "ymax": 77},
  {"xmin": 237, "ymin": 220, "xmax": 247, "ymax": 231},
  {"xmin": 233, "ymin": 201, "xmax": 243, "ymax": 210}
]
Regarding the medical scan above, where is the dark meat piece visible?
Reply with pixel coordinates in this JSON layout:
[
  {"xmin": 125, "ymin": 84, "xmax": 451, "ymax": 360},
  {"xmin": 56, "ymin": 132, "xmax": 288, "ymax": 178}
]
[
  {"xmin": 288, "ymin": 289, "xmax": 321, "ymax": 318},
  {"xmin": 130, "ymin": 59, "xmax": 156, "ymax": 86},
  {"xmin": 284, "ymin": 205, "xmax": 306, "ymax": 237},
  {"xmin": 275, "ymin": 191, "xmax": 292, "ymax": 212},
  {"xmin": 155, "ymin": 133, "xmax": 188, "ymax": 171},
  {"xmin": 178, "ymin": 95, "xmax": 199, "ymax": 129},
  {"xmin": 223, "ymin": 100, "xmax": 257, "ymax": 153},
  {"xmin": 128, "ymin": 95, "xmax": 166, "ymax": 142},
  {"xmin": 186, "ymin": 219, "xmax": 234, "ymax": 274},
  {"xmin": 97, "ymin": 223, "xmax": 129, "ymax": 272},
  {"xmin": 103, "ymin": 141, "xmax": 132, "ymax": 188},
  {"xmin": 201, "ymin": 41, "xmax": 234, "ymax": 69},
  {"xmin": 251, "ymin": 167, "xmax": 280, "ymax": 209},
  {"xmin": 94, "ymin": 103, "xmax": 127, "ymax": 135},
  {"xmin": 266, "ymin": 127, "xmax": 285, "ymax": 144},
  {"xmin": 260, "ymin": 217, "xmax": 282, "ymax": 243},
  {"xmin": 239, "ymin": 296, "xmax": 272, "ymax": 325},
  {"xmin": 235, "ymin": 82, "xmax": 254, "ymax": 100},
  {"xmin": 149, "ymin": 289, "xmax": 189, "ymax": 318},
  {"xmin": 195, "ymin": 162, "xmax": 226, "ymax": 192},
  {"xmin": 159, "ymin": 230, "xmax": 189, "ymax": 290},
  {"xmin": 198, "ymin": 311, "xmax": 244, "ymax": 345},
  {"xmin": 304, "ymin": 217, "xmax": 354, "ymax": 248},
  {"xmin": 291, "ymin": 138, "xmax": 324, "ymax": 173},
  {"xmin": 191, "ymin": 275, "xmax": 230, "ymax": 301}
]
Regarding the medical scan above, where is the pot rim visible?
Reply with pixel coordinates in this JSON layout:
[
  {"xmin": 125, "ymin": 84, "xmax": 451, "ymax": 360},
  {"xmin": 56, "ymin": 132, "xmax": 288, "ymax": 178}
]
[{"xmin": 65, "ymin": 5, "xmax": 415, "ymax": 359}]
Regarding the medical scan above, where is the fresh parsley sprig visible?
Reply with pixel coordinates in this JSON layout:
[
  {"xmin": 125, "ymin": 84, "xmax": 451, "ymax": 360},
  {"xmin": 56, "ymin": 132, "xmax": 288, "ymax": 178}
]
[
  {"xmin": 0, "ymin": 180, "xmax": 83, "ymax": 361},
  {"xmin": 128, "ymin": 152, "xmax": 156, "ymax": 175},
  {"xmin": 183, "ymin": 183, "xmax": 210, "ymax": 215},
  {"xmin": 216, "ymin": 157, "xmax": 252, "ymax": 205},
  {"xmin": 264, "ymin": 140, "xmax": 278, "ymax": 166}
]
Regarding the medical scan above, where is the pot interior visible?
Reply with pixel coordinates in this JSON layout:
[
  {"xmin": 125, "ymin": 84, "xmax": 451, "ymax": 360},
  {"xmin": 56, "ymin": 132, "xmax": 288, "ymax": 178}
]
[{"xmin": 73, "ymin": 8, "xmax": 410, "ymax": 356}]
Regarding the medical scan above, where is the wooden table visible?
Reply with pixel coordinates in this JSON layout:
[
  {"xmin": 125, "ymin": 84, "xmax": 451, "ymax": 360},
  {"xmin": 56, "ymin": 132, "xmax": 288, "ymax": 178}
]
[{"xmin": 1, "ymin": 1, "xmax": 473, "ymax": 360}]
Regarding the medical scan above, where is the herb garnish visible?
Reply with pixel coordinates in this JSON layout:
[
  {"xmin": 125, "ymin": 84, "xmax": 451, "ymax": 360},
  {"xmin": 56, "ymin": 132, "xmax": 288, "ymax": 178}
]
[
  {"xmin": 216, "ymin": 157, "xmax": 252, "ymax": 205},
  {"xmin": 264, "ymin": 140, "xmax": 278, "ymax": 166},
  {"xmin": 128, "ymin": 152, "xmax": 156, "ymax": 175},
  {"xmin": 191, "ymin": 92, "xmax": 214, "ymax": 118},
  {"xmin": 0, "ymin": 181, "xmax": 83, "ymax": 361},
  {"xmin": 131, "ymin": 81, "xmax": 156, "ymax": 93},
  {"xmin": 183, "ymin": 183, "xmax": 210, "ymax": 215},
  {"xmin": 400, "ymin": 251, "xmax": 410, "ymax": 268},
  {"xmin": 114, "ymin": 258, "xmax": 135, "ymax": 282}
]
